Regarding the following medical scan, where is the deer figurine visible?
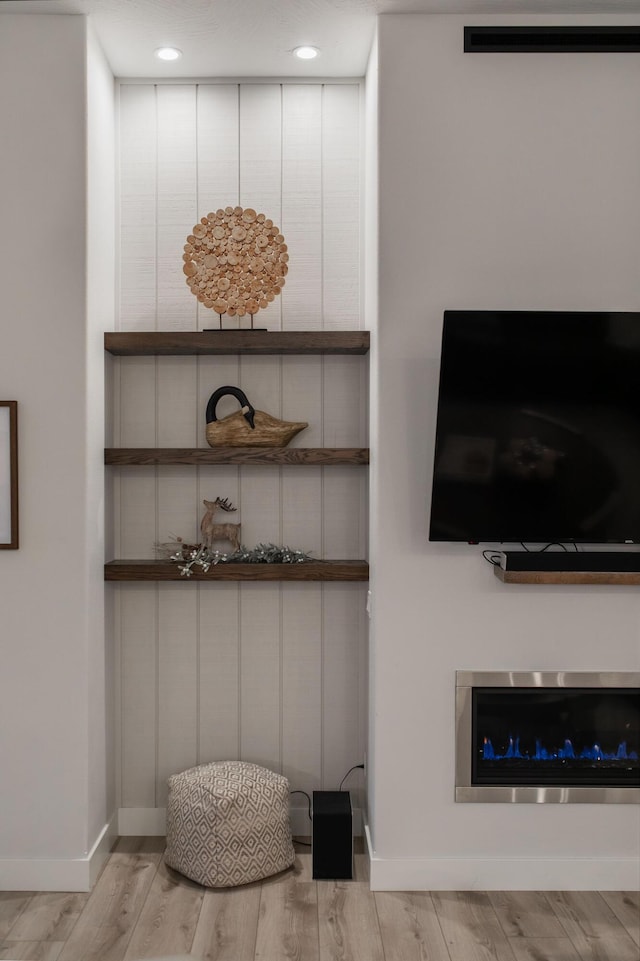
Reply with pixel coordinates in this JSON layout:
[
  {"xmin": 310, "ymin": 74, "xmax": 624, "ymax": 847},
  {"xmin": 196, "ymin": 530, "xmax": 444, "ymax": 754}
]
[{"xmin": 200, "ymin": 497, "xmax": 241, "ymax": 552}]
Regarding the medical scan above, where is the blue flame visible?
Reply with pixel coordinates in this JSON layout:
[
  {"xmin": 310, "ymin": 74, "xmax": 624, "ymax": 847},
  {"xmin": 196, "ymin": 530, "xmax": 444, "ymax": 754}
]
[
  {"xmin": 483, "ymin": 737, "xmax": 495, "ymax": 759},
  {"xmin": 481, "ymin": 736, "xmax": 637, "ymax": 762}
]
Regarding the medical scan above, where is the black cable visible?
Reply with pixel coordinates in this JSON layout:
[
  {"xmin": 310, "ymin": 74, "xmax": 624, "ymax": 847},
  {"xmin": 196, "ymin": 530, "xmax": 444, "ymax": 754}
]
[
  {"xmin": 520, "ymin": 541, "xmax": 568, "ymax": 553},
  {"xmin": 290, "ymin": 790, "xmax": 312, "ymax": 820},
  {"xmin": 483, "ymin": 543, "xmax": 575, "ymax": 564},
  {"xmin": 290, "ymin": 791, "xmax": 313, "ymax": 845},
  {"xmin": 339, "ymin": 763, "xmax": 365, "ymax": 792},
  {"xmin": 482, "ymin": 550, "xmax": 501, "ymax": 566}
]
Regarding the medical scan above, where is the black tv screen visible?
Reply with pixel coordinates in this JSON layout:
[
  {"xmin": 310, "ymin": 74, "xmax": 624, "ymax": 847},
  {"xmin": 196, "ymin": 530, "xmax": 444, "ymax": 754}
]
[{"xmin": 429, "ymin": 311, "xmax": 640, "ymax": 544}]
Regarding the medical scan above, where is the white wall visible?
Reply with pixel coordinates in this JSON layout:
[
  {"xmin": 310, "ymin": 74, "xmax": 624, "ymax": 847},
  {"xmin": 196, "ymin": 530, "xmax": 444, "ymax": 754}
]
[
  {"xmin": 113, "ymin": 82, "xmax": 368, "ymax": 834},
  {"xmin": 364, "ymin": 29, "xmax": 379, "ymax": 833},
  {"xmin": 86, "ymin": 23, "xmax": 116, "ymax": 864},
  {"xmin": 0, "ymin": 14, "xmax": 114, "ymax": 890},
  {"xmin": 369, "ymin": 13, "xmax": 640, "ymax": 889}
]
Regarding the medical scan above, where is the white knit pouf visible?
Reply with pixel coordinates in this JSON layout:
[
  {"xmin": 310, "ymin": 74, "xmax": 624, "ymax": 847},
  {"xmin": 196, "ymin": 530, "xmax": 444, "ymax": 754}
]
[{"xmin": 165, "ymin": 760, "xmax": 295, "ymax": 887}]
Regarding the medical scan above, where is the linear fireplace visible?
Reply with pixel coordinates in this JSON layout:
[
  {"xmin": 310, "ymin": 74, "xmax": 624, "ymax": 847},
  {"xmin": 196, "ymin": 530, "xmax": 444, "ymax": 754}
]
[{"xmin": 456, "ymin": 672, "xmax": 640, "ymax": 803}]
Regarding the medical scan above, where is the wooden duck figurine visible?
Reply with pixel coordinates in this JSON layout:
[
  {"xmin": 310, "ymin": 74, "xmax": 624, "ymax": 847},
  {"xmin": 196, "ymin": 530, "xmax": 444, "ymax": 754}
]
[{"xmin": 205, "ymin": 386, "xmax": 308, "ymax": 448}]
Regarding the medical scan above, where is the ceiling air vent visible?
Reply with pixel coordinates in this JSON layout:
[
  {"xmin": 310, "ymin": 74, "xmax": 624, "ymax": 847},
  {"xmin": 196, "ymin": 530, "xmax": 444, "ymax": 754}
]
[{"xmin": 464, "ymin": 26, "xmax": 640, "ymax": 53}]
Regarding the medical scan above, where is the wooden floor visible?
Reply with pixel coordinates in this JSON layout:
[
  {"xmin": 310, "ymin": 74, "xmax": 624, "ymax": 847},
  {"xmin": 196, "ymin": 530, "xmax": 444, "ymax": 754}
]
[{"xmin": 0, "ymin": 838, "xmax": 637, "ymax": 961}]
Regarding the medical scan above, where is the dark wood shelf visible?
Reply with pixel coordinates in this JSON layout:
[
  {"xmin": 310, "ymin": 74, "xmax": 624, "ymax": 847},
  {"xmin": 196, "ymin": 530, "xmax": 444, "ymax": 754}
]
[
  {"xmin": 494, "ymin": 567, "xmax": 640, "ymax": 586},
  {"xmin": 105, "ymin": 330, "xmax": 370, "ymax": 356},
  {"xmin": 105, "ymin": 559, "xmax": 369, "ymax": 582},
  {"xmin": 105, "ymin": 447, "xmax": 369, "ymax": 466},
  {"xmin": 105, "ymin": 329, "xmax": 370, "ymax": 585}
]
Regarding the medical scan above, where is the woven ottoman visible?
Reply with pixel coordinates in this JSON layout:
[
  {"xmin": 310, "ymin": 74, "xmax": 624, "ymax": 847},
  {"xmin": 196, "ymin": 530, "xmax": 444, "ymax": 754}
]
[{"xmin": 165, "ymin": 760, "xmax": 295, "ymax": 887}]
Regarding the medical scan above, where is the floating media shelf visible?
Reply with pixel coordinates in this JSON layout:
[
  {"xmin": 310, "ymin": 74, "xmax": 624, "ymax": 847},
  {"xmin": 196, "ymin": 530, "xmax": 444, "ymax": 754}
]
[{"xmin": 494, "ymin": 568, "xmax": 640, "ymax": 586}]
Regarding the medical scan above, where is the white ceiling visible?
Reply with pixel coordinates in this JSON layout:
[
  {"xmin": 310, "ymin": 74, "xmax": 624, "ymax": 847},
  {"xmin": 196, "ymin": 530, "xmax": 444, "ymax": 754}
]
[{"xmin": 1, "ymin": 0, "xmax": 639, "ymax": 77}]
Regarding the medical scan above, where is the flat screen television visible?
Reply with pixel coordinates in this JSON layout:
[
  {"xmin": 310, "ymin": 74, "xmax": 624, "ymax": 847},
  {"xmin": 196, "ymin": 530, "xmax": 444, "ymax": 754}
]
[{"xmin": 429, "ymin": 310, "xmax": 640, "ymax": 544}]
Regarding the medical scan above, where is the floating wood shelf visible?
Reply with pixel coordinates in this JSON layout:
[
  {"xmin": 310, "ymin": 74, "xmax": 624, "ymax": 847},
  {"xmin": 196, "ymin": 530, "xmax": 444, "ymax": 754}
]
[
  {"xmin": 105, "ymin": 559, "xmax": 369, "ymax": 582},
  {"xmin": 105, "ymin": 447, "xmax": 369, "ymax": 466},
  {"xmin": 104, "ymin": 330, "xmax": 370, "ymax": 356},
  {"xmin": 494, "ymin": 567, "xmax": 640, "ymax": 586}
]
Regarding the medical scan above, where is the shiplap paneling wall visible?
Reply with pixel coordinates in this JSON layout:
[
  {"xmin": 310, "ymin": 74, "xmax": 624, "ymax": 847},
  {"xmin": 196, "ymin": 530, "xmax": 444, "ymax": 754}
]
[{"xmin": 113, "ymin": 82, "xmax": 367, "ymax": 830}]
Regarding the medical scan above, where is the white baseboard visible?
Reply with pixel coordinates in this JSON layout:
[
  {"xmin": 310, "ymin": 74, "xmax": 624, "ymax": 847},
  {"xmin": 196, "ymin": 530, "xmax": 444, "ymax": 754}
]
[
  {"xmin": 0, "ymin": 814, "xmax": 117, "ymax": 893},
  {"xmin": 89, "ymin": 814, "xmax": 119, "ymax": 887},
  {"xmin": 364, "ymin": 825, "xmax": 639, "ymax": 891},
  {"xmin": 118, "ymin": 806, "xmax": 363, "ymax": 839}
]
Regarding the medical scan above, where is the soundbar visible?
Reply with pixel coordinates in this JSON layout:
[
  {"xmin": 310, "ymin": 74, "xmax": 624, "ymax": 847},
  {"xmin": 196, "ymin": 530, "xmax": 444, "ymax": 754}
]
[{"xmin": 500, "ymin": 551, "xmax": 640, "ymax": 573}]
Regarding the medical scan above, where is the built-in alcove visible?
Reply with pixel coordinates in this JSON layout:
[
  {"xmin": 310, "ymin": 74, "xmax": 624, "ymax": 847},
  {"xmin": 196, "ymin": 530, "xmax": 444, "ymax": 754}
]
[{"xmin": 110, "ymin": 80, "xmax": 368, "ymax": 835}]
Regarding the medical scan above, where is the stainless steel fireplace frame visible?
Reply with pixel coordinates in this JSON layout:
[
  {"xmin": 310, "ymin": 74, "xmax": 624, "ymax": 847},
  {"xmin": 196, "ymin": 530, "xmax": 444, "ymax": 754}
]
[{"xmin": 455, "ymin": 671, "xmax": 640, "ymax": 803}]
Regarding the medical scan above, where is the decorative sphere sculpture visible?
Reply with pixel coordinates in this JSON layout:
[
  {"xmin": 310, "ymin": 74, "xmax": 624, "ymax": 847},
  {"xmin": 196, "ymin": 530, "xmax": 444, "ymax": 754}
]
[{"xmin": 183, "ymin": 206, "xmax": 288, "ymax": 319}]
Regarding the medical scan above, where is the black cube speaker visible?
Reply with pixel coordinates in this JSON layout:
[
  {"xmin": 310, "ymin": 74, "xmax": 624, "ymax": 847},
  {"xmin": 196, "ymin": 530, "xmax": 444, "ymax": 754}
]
[{"xmin": 312, "ymin": 791, "xmax": 353, "ymax": 880}]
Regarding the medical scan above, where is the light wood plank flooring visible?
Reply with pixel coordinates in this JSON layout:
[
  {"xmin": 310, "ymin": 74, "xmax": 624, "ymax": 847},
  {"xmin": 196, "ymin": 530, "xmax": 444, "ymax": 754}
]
[{"xmin": 0, "ymin": 839, "xmax": 637, "ymax": 961}]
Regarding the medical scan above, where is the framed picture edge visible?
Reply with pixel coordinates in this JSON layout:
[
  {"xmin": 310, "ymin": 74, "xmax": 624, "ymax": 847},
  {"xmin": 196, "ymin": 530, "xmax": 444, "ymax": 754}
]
[{"xmin": 0, "ymin": 401, "xmax": 18, "ymax": 549}]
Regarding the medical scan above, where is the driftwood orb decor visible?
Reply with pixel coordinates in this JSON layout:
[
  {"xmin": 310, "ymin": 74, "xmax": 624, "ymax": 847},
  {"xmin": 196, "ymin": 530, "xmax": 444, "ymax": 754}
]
[{"xmin": 183, "ymin": 207, "xmax": 288, "ymax": 323}]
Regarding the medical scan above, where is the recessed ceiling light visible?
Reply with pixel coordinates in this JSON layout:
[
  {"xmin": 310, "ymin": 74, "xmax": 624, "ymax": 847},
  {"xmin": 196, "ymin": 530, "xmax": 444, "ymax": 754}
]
[
  {"xmin": 293, "ymin": 46, "xmax": 319, "ymax": 60},
  {"xmin": 155, "ymin": 47, "xmax": 182, "ymax": 61}
]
